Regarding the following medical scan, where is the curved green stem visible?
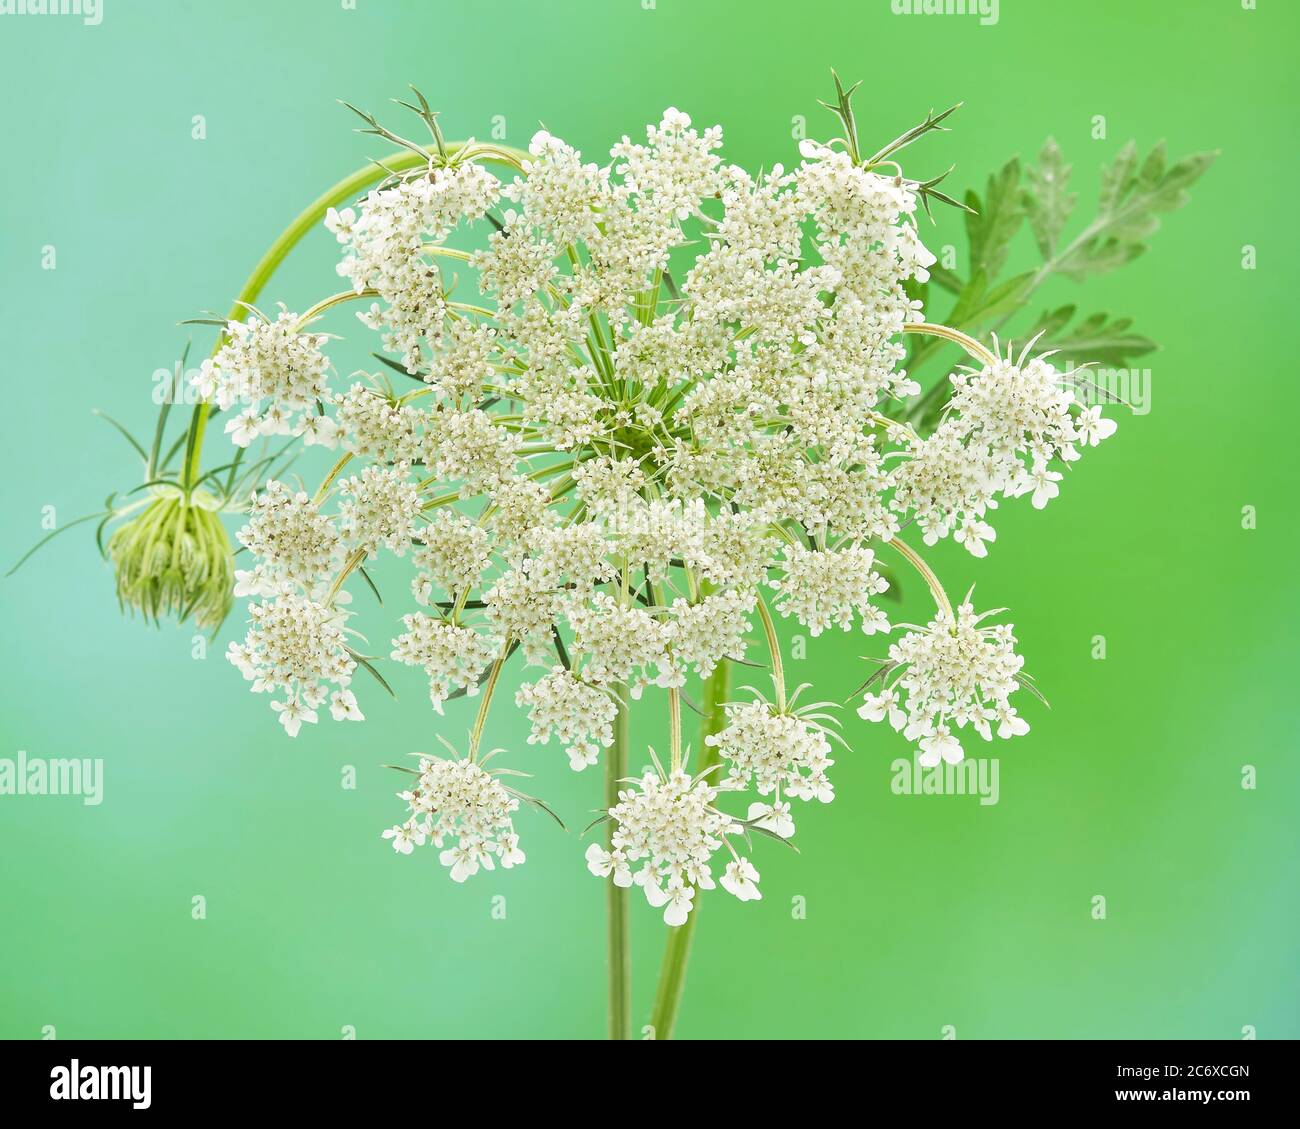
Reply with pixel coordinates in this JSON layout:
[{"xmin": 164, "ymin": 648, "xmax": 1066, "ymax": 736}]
[
  {"xmin": 901, "ymin": 321, "xmax": 998, "ymax": 368},
  {"xmin": 296, "ymin": 288, "xmax": 379, "ymax": 327},
  {"xmin": 607, "ymin": 682, "xmax": 631, "ymax": 1040},
  {"xmin": 179, "ymin": 139, "xmax": 528, "ymax": 491},
  {"xmin": 312, "ymin": 451, "xmax": 355, "ymax": 505},
  {"xmin": 469, "ymin": 649, "xmax": 508, "ymax": 760},
  {"xmin": 755, "ymin": 593, "xmax": 786, "ymax": 711},
  {"xmin": 887, "ymin": 536, "xmax": 953, "ymax": 618},
  {"xmin": 646, "ymin": 657, "xmax": 730, "ymax": 1040}
]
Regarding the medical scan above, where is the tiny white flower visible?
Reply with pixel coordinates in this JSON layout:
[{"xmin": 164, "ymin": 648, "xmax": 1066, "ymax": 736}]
[
  {"xmin": 858, "ymin": 688, "xmax": 907, "ymax": 731},
  {"xmin": 585, "ymin": 842, "xmax": 614, "ymax": 877},
  {"xmin": 258, "ymin": 401, "xmax": 294, "ymax": 436},
  {"xmin": 661, "ymin": 878, "xmax": 696, "ymax": 926},
  {"xmin": 1028, "ymin": 467, "xmax": 1062, "ymax": 509},
  {"xmin": 683, "ymin": 858, "xmax": 716, "ymax": 890},
  {"xmin": 747, "ymin": 800, "xmax": 795, "ymax": 839},
  {"xmin": 225, "ymin": 408, "xmax": 261, "ymax": 447},
  {"xmin": 324, "ymin": 206, "xmax": 356, "ymax": 243},
  {"xmin": 918, "ymin": 727, "xmax": 964, "ymax": 768},
  {"xmin": 721, "ymin": 858, "xmax": 762, "ymax": 902},
  {"xmin": 955, "ymin": 514, "xmax": 996, "ymax": 558},
  {"xmin": 271, "ymin": 698, "xmax": 317, "ymax": 738},
  {"xmin": 329, "ymin": 689, "xmax": 364, "ymax": 722},
  {"xmin": 567, "ymin": 745, "xmax": 599, "ymax": 771},
  {"xmin": 996, "ymin": 705, "xmax": 1030, "ymax": 739},
  {"xmin": 497, "ymin": 832, "xmax": 526, "ymax": 868},
  {"xmin": 298, "ymin": 413, "xmax": 341, "ymax": 448},
  {"xmin": 641, "ymin": 872, "xmax": 670, "ymax": 909},
  {"xmin": 381, "ymin": 821, "xmax": 425, "ymax": 855},
  {"xmin": 440, "ymin": 845, "xmax": 481, "ymax": 883},
  {"xmin": 1076, "ymin": 405, "xmax": 1117, "ymax": 447}
]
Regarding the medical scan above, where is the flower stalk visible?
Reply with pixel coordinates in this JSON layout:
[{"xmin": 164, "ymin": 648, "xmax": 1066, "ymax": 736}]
[
  {"xmin": 647, "ymin": 657, "xmax": 731, "ymax": 1039},
  {"xmin": 606, "ymin": 682, "xmax": 632, "ymax": 1040}
]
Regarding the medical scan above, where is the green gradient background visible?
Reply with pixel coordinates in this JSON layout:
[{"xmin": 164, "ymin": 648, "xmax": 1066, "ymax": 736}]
[{"xmin": 1, "ymin": 0, "xmax": 1296, "ymax": 1040}]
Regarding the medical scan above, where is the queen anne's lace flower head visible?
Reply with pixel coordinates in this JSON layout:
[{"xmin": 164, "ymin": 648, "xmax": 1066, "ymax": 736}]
[
  {"xmin": 411, "ymin": 511, "xmax": 491, "ymax": 604},
  {"xmin": 566, "ymin": 593, "xmax": 675, "ymax": 695},
  {"xmin": 666, "ymin": 587, "xmax": 756, "ymax": 679},
  {"xmin": 337, "ymin": 463, "xmax": 421, "ymax": 558},
  {"xmin": 234, "ymin": 480, "xmax": 341, "ymax": 597},
  {"xmin": 200, "ymin": 94, "xmax": 1118, "ymax": 901},
  {"xmin": 335, "ymin": 382, "xmax": 425, "ymax": 462},
  {"xmin": 889, "ymin": 339, "xmax": 1118, "ymax": 556},
  {"xmin": 770, "ymin": 543, "xmax": 890, "ymax": 636},
  {"xmin": 329, "ymin": 161, "xmax": 501, "ymax": 371},
  {"xmin": 390, "ymin": 615, "xmax": 498, "ymax": 713}
]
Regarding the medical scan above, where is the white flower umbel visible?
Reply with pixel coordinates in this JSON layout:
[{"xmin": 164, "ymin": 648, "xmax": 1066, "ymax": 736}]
[
  {"xmin": 192, "ymin": 307, "xmax": 334, "ymax": 447},
  {"xmin": 517, "ymin": 666, "xmax": 617, "ymax": 771},
  {"xmin": 390, "ymin": 614, "xmax": 498, "ymax": 712},
  {"xmin": 858, "ymin": 597, "xmax": 1031, "ymax": 766},
  {"xmin": 337, "ymin": 463, "xmax": 421, "ymax": 558},
  {"xmin": 890, "ymin": 339, "xmax": 1118, "ymax": 554},
  {"xmin": 330, "ymin": 162, "xmax": 501, "ymax": 371},
  {"xmin": 565, "ymin": 593, "xmax": 674, "ymax": 694},
  {"xmin": 335, "ymin": 382, "xmax": 426, "ymax": 462},
  {"xmin": 666, "ymin": 587, "xmax": 756, "ymax": 679},
  {"xmin": 172, "ymin": 91, "xmax": 1125, "ymax": 1022},
  {"xmin": 769, "ymin": 543, "xmax": 890, "ymax": 636},
  {"xmin": 590, "ymin": 766, "xmax": 745, "ymax": 926},
  {"xmin": 706, "ymin": 694, "xmax": 839, "ymax": 811},
  {"xmin": 411, "ymin": 511, "xmax": 492, "ymax": 605},
  {"xmin": 226, "ymin": 594, "xmax": 358, "ymax": 737},
  {"xmin": 382, "ymin": 751, "xmax": 525, "ymax": 882},
  {"xmin": 234, "ymin": 480, "xmax": 342, "ymax": 596}
]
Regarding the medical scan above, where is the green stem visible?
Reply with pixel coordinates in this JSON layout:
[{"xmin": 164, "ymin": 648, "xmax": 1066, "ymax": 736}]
[
  {"xmin": 179, "ymin": 140, "xmax": 527, "ymax": 491},
  {"xmin": 755, "ymin": 594, "xmax": 787, "ymax": 711},
  {"xmin": 468, "ymin": 649, "xmax": 508, "ymax": 760},
  {"xmin": 607, "ymin": 682, "xmax": 631, "ymax": 1040},
  {"xmin": 888, "ymin": 537, "xmax": 953, "ymax": 618},
  {"xmin": 901, "ymin": 321, "xmax": 998, "ymax": 368},
  {"xmin": 646, "ymin": 657, "xmax": 730, "ymax": 1040}
]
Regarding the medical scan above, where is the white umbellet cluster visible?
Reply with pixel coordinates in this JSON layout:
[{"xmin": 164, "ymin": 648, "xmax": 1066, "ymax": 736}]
[
  {"xmin": 208, "ymin": 101, "xmax": 1116, "ymax": 917},
  {"xmin": 383, "ymin": 754, "xmax": 525, "ymax": 881},
  {"xmin": 337, "ymin": 463, "xmax": 421, "ymax": 558},
  {"xmin": 890, "ymin": 341, "xmax": 1117, "ymax": 554},
  {"xmin": 234, "ymin": 479, "xmax": 342, "ymax": 597},
  {"xmin": 586, "ymin": 769, "xmax": 753, "ymax": 926},
  {"xmin": 770, "ymin": 544, "xmax": 889, "ymax": 636},
  {"xmin": 858, "ymin": 598, "xmax": 1030, "ymax": 766},
  {"xmin": 707, "ymin": 699, "xmax": 837, "ymax": 813},
  {"xmin": 225, "ymin": 594, "xmax": 360, "ymax": 736},
  {"xmin": 516, "ymin": 666, "xmax": 617, "ymax": 771},
  {"xmin": 193, "ymin": 308, "xmax": 336, "ymax": 448},
  {"xmin": 391, "ymin": 614, "xmax": 498, "ymax": 712}
]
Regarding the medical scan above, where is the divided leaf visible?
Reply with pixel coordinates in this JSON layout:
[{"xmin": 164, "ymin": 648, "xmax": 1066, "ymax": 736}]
[
  {"xmin": 1025, "ymin": 306, "xmax": 1158, "ymax": 368},
  {"xmin": 964, "ymin": 157, "xmax": 1024, "ymax": 280},
  {"xmin": 1023, "ymin": 137, "xmax": 1076, "ymax": 258},
  {"xmin": 947, "ymin": 269, "xmax": 1036, "ymax": 331},
  {"xmin": 1056, "ymin": 141, "xmax": 1217, "ymax": 280}
]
